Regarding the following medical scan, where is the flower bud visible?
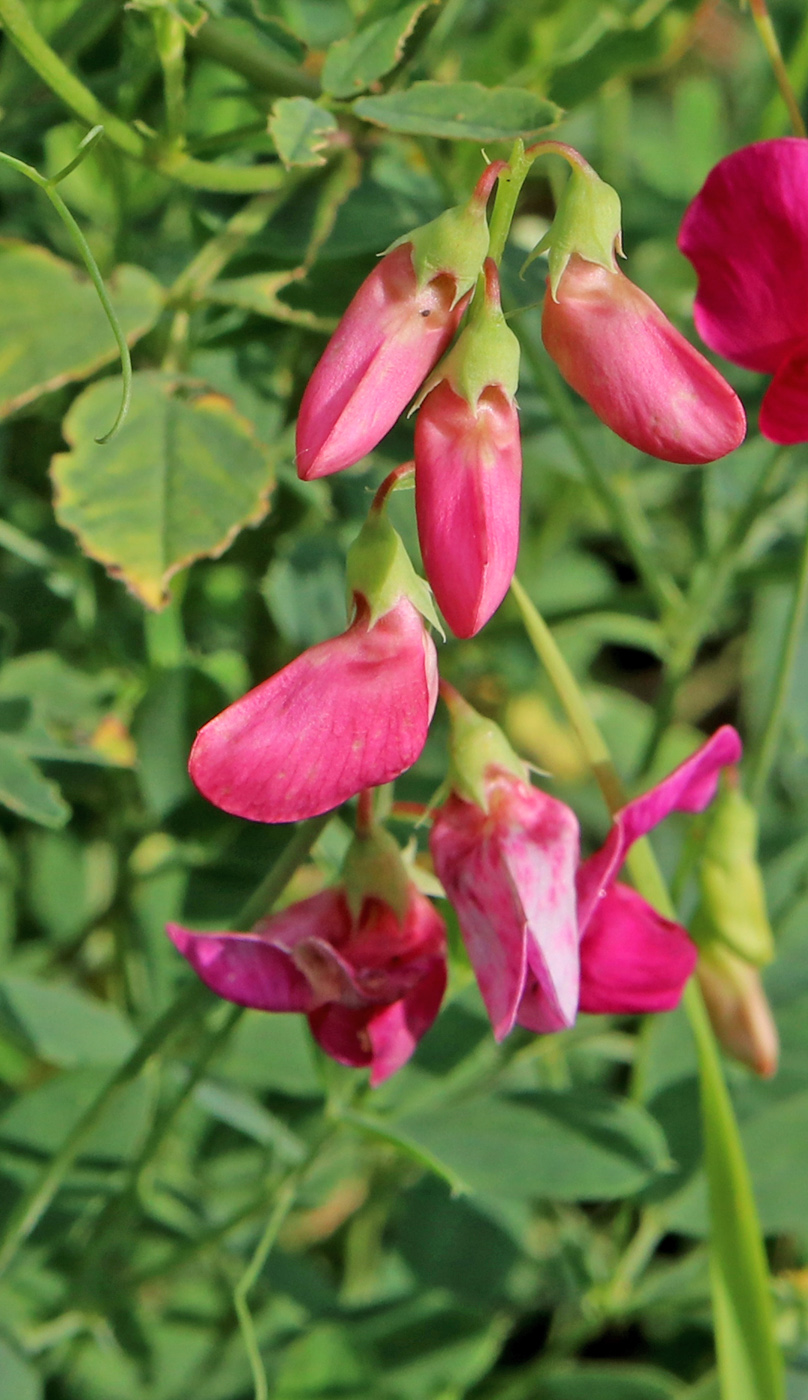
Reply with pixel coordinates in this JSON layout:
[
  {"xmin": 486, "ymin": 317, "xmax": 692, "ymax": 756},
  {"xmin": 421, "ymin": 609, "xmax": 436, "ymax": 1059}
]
[
  {"xmin": 542, "ymin": 253, "xmax": 747, "ymax": 464},
  {"xmin": 524, "ymin": 157, "xmax": 623, "ymax": 299},
  {"xmin": 697, "ymin": 943, "xmax": 779, "ymax": 1079},
  {"xmin": 296, "ymin": 164, "xmax": 503, "ymax": 480},
  {"xmin": 414, "ymin": 260, "xmax": 522, "ymax": 638},
  {"xmin": 690, "ymin": 779, "xmax": 775, "ymax": 968}
]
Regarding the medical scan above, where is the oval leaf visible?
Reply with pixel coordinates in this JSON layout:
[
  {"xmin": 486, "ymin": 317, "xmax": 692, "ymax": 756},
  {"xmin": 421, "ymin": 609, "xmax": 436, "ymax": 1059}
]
[
  {"xmin": 353, "ymin": 81, "xmax": 560, "ymax": 141},
  {"xmin": 0, "ymin": 240, "xmax": 163, "ymax": 418},
  {"xmin": 269, "ymin": 97, "xmax": 339, "ymax": 167},
  {"xmin": 51, "ymin": 371, "xmax": 275, "ymax": 609}
]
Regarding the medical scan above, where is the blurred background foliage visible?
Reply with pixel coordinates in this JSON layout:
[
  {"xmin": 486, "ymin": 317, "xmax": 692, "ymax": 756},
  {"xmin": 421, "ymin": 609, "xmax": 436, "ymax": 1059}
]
[{"xmin": 0, "ymin": 0, "xmax": 807, "ymax": 1396}]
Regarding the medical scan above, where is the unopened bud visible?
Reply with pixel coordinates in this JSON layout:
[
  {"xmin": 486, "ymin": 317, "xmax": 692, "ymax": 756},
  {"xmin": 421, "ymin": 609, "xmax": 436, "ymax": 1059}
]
[
  {"xmin": 525, "ymin": 158, "xmax": 623, "ymax": 300},
  {"xmin": 698, "ymin": 942, "xmax": 779, "ymax": 1079},
  {"xmin": 691, "ymin": 779, "xmax": 775, "ymax": 967}
]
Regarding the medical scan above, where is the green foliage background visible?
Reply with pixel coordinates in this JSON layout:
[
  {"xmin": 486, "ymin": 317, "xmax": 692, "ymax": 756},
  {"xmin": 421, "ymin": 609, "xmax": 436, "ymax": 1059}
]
[{"xmin": 0, "ymin": 0, "xmax": 807, "ymax": 1397}]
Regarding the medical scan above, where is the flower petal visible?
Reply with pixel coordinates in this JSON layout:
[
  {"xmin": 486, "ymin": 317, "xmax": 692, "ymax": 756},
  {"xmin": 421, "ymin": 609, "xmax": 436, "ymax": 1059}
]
[
  {"xmin": 579, "ymin": 883, "xmax": 697, "ymax": 1015},
  {"xmin": 295, "ymin": 244, "xmax": 465, "ymax": 479},
  {"xmin": 190, "ymin": 599, "xmax": 438, "ymax": 824},
  {"xmin": 366, "ymin": 956, "xmax": 447, "ymax": 1085},
  {"xmin": 759, "ymin": 343, "xmax": 808, "ymax": 444},
  {"xmin": 415, "ymin": 382, "xmax": 522, "ymax": 638},
  {"xmin": 430, "ymin": 794, "xmax": 528, "ymax": 1041},
  {"xmin": 577, "ymin": 725, "xmax": 742, "ymax": 931},
  {"xmin": 542, "ymin": 256, "xmax": 746, "ymax": 464},
  {"xmin": 679, "ymin": 139, "xmax": 808, "ymax": 374},
  {"xmin": 167, "ymin": 923, "xmax": 314, "ymax": 1011}
]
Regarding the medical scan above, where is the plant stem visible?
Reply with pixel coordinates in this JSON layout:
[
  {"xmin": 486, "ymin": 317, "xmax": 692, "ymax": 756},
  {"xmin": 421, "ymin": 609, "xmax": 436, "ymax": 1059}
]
[
  {"xmin": 190, "ymin": 17, "xmax": 321, "ymax": 99},
  {"xmin": 510, "ymin": 573, "xmax": 783, "ymax": 1400},
  {"xmin": 749, "ymin": 511, "xmax": 808, "ymax": 804},
  {"xmin": 748, "ymin": 0, "xmax": 807, "ymax": 138},
  {"xmin": 234, "ymin": 1175, "xmax": 301, "ymax": 1400},
  {"xmin": 0, "ymin": 815, "xmax": 330, "ymax": 1280}
]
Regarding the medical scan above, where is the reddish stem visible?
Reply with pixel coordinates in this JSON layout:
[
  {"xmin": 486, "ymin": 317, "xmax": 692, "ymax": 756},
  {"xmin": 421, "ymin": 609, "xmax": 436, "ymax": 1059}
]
[
  {"xmin": 371, "ymin": 461, "xmax": 415, "ymax": 514},
  {"xmin": 356, "ymin": 788, "xmax": 374, "ymax": 834}
]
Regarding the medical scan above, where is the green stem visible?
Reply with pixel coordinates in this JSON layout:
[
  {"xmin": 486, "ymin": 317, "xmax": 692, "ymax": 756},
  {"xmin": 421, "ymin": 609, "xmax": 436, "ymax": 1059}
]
[
  {"xmin": 748, "ymin": 0, "xmax": 807, "ymax": 138},
  {"xmin": 234, "ymin": 1176, "xmax": 300, "ymax": 1400},
  {"xmin": 152, "ymin": 9, "xmax": 187, "ymax": 143},
  {"xmin": 517, "ymin": 324, "xmax": 684, "ymax": 619},
  {"xmin": 0, "ymin": 815, "xmax": 330, "ymax": 1281},
  {"xmin": 510, "ymin": 573, "xmax": 783, "ymax": 1400},
  {"xmin": 0, "ymin": 144, "xmax": 131, "ymax": 443},
  {"xmin": 749, "ymin": 509, "xmax": 808, "ymax": 804},
  {"xmin": 190, "ymin": 17, "xmax": 321, "ymax": 99}
]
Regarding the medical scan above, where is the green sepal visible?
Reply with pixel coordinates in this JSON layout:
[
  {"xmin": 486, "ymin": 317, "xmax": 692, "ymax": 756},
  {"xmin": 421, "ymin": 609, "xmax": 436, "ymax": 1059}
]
[
  {"xmin": 347, "ymin": 509, "xmax": 441, "ymax": 632},
  {"xmin": 524, "ymin": 163, "xmax": 622, "ymax": 300},
  {"xmin": 343, "ymin": 825, "xmax": 410, "ymax": 923},
  {"xmin": 414, "ymin": 272, "xmax": 520, "ymax": 410},
  {"xmin": 443, "ymin": 686, "xmax": 527, "ymax": 811},
  {"xmin": 690, "ymin": 782, "xmax": 775, "ymax": 968},
  {"xmin": 385, "ymin": 190, "xmax": 491, "ymax": 304}
]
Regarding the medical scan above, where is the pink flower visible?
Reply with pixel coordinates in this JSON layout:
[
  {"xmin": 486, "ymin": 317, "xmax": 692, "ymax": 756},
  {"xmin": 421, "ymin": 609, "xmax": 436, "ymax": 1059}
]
[
  {"xmin": 414, "ymin": 260, "xmax": 521, "ymax": 638},
  {"xmin": 679, "ymin": 138, "xmax": 808, "ymax": 444},
  {"xmin": 541, "ymin": 253, "xmax": 746, "ymax": 463},
  {"xmin": 168, "ymin": 882, "xmax": 446, "ymax": 1086},
  {"xmin": 296, "ymin": 165, "xmax": 504, "ymax": 480},
  {"xmin": 430, "ymin": 688, "xmax": 743, "ymax": 1039},
  {"xmin": 189, "ymin": 596, "xmax": 438, "ymax": 824}
]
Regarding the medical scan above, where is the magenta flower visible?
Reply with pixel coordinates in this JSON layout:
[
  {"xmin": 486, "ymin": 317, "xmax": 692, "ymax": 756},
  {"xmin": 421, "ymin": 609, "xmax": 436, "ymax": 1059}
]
[
  {"xmin": 679, "ymin": 138, "xmax": 808, "ymax": 444},
  {"xmin": 541, "ymin": 253, "xmax": 746, "ymax": 463},
  {"xmin": 168, "ymin": 881, "xmax": 447, "ymax": 1086},
  {"xmin": 190, "ymin": 493, "xmax": 440, "ymax": 825},
  {"xmin": 430, "ymin": 686, "xmax": 742, "ymax": 1038},
  {"xmin": 190, "ymin": 595, "xmax": 437, "ymax": 824},
  {"xmin": 296, "ymin": 164, "xmax": 503, "ymax": 480},
  {"xmin": 414, "ymin": 260, "xmax": 522, "ymax": 638}
]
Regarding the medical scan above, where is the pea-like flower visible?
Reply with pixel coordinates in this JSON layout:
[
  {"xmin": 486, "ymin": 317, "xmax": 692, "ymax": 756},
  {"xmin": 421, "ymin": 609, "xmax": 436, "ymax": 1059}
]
[
  {"xmin": 429, "ymin": 684, "xmax": 742, "ymax": 1038},
  {"xmin": 190, "ymin": 489, "xmax": 439, "ymax": 824},
  {"xmin": 679, "ymin": 137, "xmax": 808, "ymax": 444},
  {"xmin": 168, "ymin": 827, "xmax": 447, "ymax": 1085},
  {"xmin": 296, "ymin": 163, "xmax": 503, "ymax": 480},
  {"xmin": 414, "ymin": 259, "xmax": 522, "ymax": 638}
]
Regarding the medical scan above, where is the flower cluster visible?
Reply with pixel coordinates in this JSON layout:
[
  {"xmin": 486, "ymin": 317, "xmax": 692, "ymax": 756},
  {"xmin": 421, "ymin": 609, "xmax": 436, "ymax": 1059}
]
[{"xmin": 167, "ymin": 142, "xmax": 779, "ymax": 1084}]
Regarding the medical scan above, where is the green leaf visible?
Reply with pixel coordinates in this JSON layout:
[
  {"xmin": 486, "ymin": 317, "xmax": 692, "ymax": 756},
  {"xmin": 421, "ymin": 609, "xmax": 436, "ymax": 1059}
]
[
  {"xmin": 321, "ymin": 0, "xmax": 430, "ymax": 99},
  {"xmin": 533, "ymin": 1364, "xmax": 683, "ymax": 1399},
  {"xmin": 353, "ymin": 81, "xmax": 560, "ymax": 141},
  {"xmin": 0, "ymin": 241, "xmax": 163, "ymax": 419},
  {"xmin": 0, "ymin": 975, "xmax": 136, "ymax": 1068},
  {"xmin": 395, "ymin": 1089, "xmax": 670, "ymax": 1201},
  {"xmin": 269, "ymin": 97, "xmax": 339, "ymax": 167},
  {"xmin": 0, "ymin": 1067, "xmax": 151, "ymax": 1161},
  {"xmin": 51, "ymin": 371, "xmax": 275, "ymax": 609},
  {"xmin": 0, "ymin": 1338, "xmax": 41, "ymax": 1400},
  {"xmin": 0, "ymin": 738, "xmax": 69, "ymax": 827}
]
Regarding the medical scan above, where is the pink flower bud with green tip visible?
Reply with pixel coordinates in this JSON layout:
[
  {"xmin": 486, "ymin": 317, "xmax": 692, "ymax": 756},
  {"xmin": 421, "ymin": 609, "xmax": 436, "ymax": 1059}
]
[
  {"xmin": 679, "ymin": 139, "xmax": 808, "ymax": 444},
  {"xmin": 295, "ymin": 163, "xmax": 505, "ymax": 480},
  {"xmin": 414, "ymin": 259, "xmax": 522, "ymax": 638},
  {"xmin": 168, "ymin": 822, "xmax": 447, "ymax": 1085},
  {"xmin": 430, "ymin": 684, "xmax": 743, "ymax": 1037},
  {"xmin": 533, "ymin": 152, "xmax": 745, "ymax": 464},
  {"xmin": 189, "ymin": 474, "xmax": 440, "ymax": 824}
]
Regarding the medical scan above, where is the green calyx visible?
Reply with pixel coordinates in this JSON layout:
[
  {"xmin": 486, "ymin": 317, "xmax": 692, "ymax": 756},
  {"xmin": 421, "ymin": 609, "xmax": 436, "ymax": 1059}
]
[
  {"xmin": 442, "ymin": 685, "xmax": 527, "ymax": 811},
  {"xmin": 346, "ymin": 508, "xmax": 441, "ymax": 632},
  {"xmin": 414, "ymin": 262, "xmax": 520, "ymax": 410},
  {"xmin": 690, "ymin": 781, "xmax": 775, "ymax": 967},
  {"xmin": 525, "ymin": 162, "xmax": 623, "ymax": 301},
  {"xmin": 386, "ymin": 187, "xmax": 492, "ymax": 305},
  {"xmin": 342, "ymin": 824, "xmax": 410, "ymax": 923}
]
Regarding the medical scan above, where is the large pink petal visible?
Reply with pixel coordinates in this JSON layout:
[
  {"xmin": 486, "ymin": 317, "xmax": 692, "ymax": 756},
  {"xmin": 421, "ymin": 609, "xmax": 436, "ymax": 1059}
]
[
  {"xmin": 579, "ymin": 883, "xmax": 696, "ymax": 1014},
  {"xmin": 430, "ymin": 794, "xmax": 528, "ymax": 1041},
  {"xmin": 415, "ymin": 382, "xmax": 522, "ymax": 638},
  {"xmin": 542, "ymin": 256, "xmax": 746, "ymax": 464},
  {"xmin": 189, "ymin": 599, "xmax": 438, "ymax": 824},
  {"xmin": 679, "ymin": 139, "xmax": 808, "ymax": 374},
  {"xmin": 759, "ymin": 343, "xmax": 808, "ymax": 444},
  {"xmin": 167, "ymin": 923, "xmax": 314, "ymax": 1012},
  {"xmin": 295, "ymin": 244, "xmax": 465, "ymax": 479},
  {"xmin": 577, "ymin": 726, "xmax": 742, "ymax": 931}
]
